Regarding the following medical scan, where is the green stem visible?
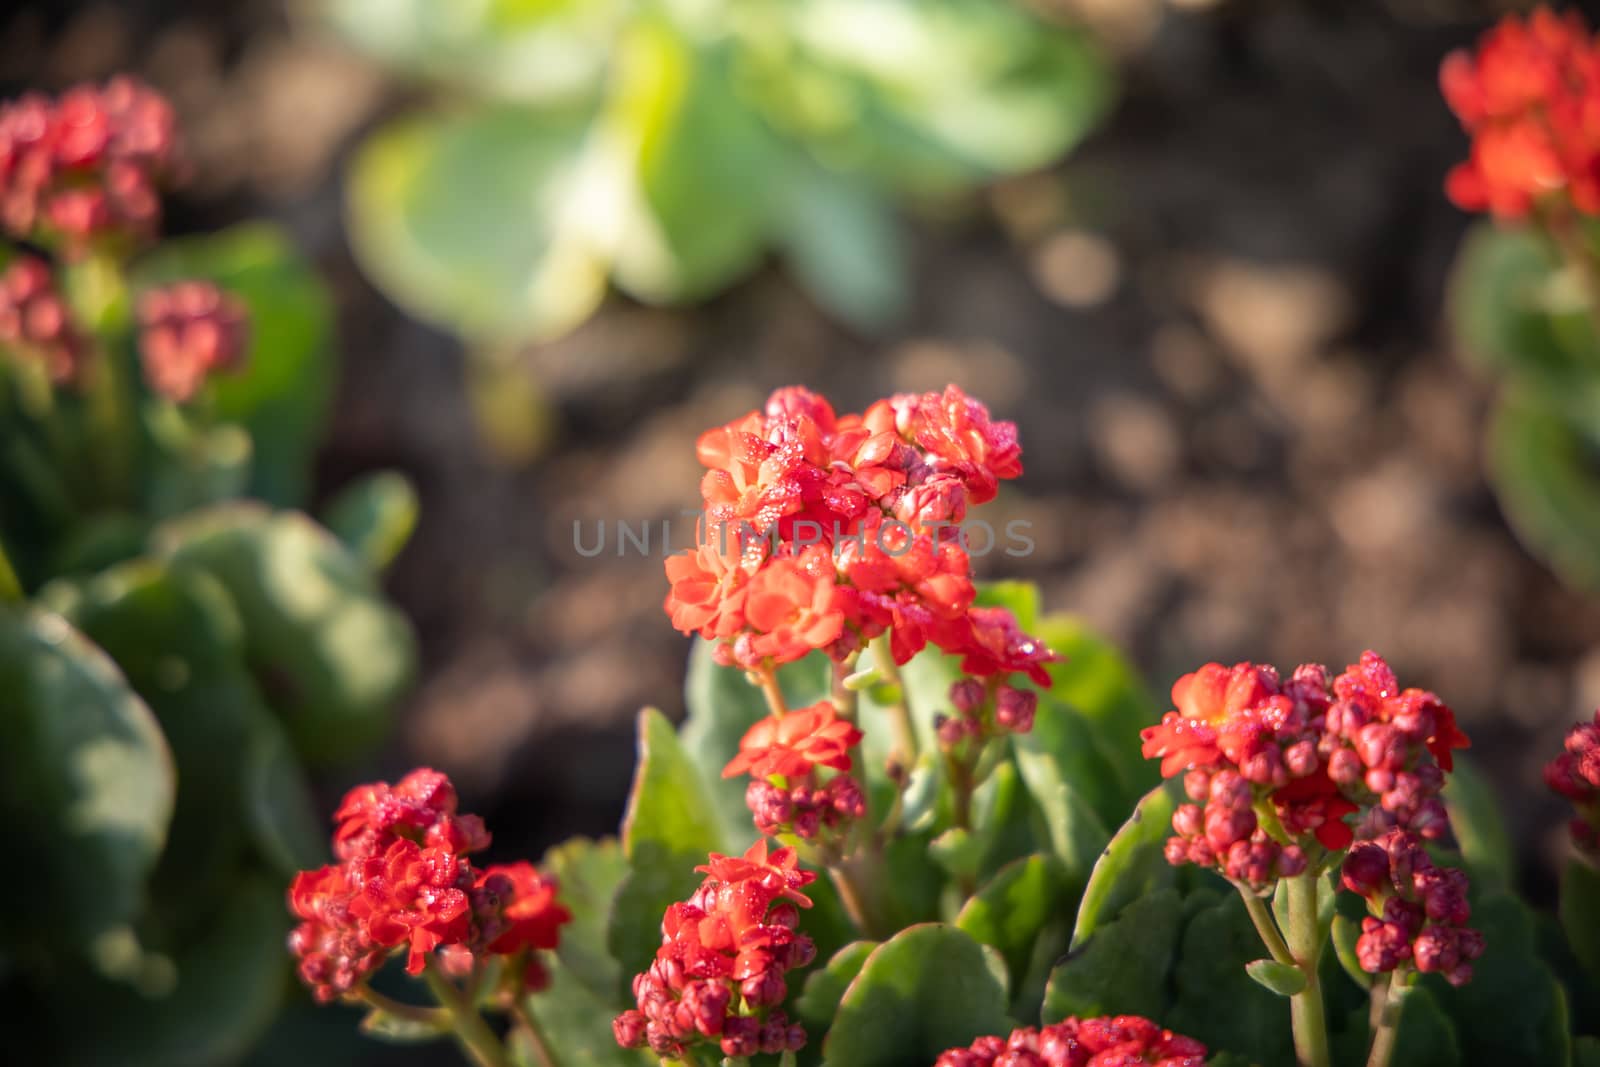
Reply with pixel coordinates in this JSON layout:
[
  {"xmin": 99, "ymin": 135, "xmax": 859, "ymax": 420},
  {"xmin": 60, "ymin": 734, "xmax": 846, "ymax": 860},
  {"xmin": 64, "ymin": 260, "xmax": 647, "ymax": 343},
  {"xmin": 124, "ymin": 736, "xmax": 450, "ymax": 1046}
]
[
  {"xmin": 423, "ymin": 962, "xmax": 513, "ymax": 1067},
  {"xmin": 1364, "ymin": 973, "xmax": 1408, "ymax": 1067},
  {"xmin": 827, "ymin": 852, "xmax": 883, "ymax": 939},
  {"xmin": 1284, "ymin": 874, "xmax": 1333, "ymax": 1067},
  {"xmin": 754, "ymin": 667, "xmax": 789, "ymax": 718},
  {"xmin": 356, "ymin": 984, "xmax": 451, "ymax": 1026},
  {"xmin": 0, "ymin": 538, "xmax": 22, "ymax": 602},
  {"xmin": 1236, "ymin": 885, "xmax": 1295, "ymax": 966},
  {"xmin": 870, "ymin": 635, "xmax": 918, "ymax": 769},
  {"xmin": 509, "ymin": 996, "xmax": 561, "ymax": 1067}
]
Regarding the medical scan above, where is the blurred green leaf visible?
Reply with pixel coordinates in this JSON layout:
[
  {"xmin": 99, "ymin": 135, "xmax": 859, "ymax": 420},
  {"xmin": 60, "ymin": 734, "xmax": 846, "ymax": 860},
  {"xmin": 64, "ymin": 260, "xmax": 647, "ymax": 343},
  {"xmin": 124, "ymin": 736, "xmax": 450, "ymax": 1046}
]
[
  {"xmin": 323, "ymin": 0, "xmax": 622, "ymax": 103},
  {"xmin": 133, "ymin": 223, "xmax": 336, "ymax": 507},
  {"xmin": 319, "ymin": 470, "xmax": 418, "ymax": 574},
  {"xmin": 796, "ymin": 939, "xmax": 877, "ymax": 1031},
  {"xmin": 1579, "ymin": 1035, "xmax": 1600, "ymax": 1067},
  {"xmin": 1071, "ymin": 777, "xmax": 1182, "ymax": 947},
  {"xmin": 0, "ymin": 606, "xmax": 174, "ymax": 956},
  {"xmin": 607, "ymin": 28, "xmax": 774, "ymax": 303},
  {"xmin": 823, "ymin": 924, "xmax": 1010, "ymax": 1066},
  {"xmin": 608, "ymin": 707, "xmax": 727, "ymax": 998},
  {"xmin": 358, "ymin": 1008, "xmax": 449, "ymax": 1044},
  {"xmin": 60, "ymin": 877, "xmax": 289, "ymax": 1067},
  {"xmin": 1043, "ymin": 888, "xmax": 1182, "ymax": 1023},
  {"xmin": 956, "ymin": 853, "xmax": 1075, "ymax": 1016},
  {"xmin": 1561, "ymin": 859, "xmax": 1600, "ymax": 981},
  {"xmin": 522, "ymin": 959, "xmax": 654, "ymax": 1065},
  {"xmin": 242, "ymin": 711, "xmax": 327, "ymax": 876},
  {"xmin": 1441, "ymin": 755, "xmax": 1514, "ymax": 891},
  {"xmin": 1487, "ymin": 389, "xmax": 1600, "ymax": 590},
  {"xmin": 542, "ymin": 835, "xmax": 631, "ymax": 1000},
  {"xmin": 347, "ymin": 105, "xmax": 608, "ymax": 343},
  {"xmin": 1330, "ymin": 913, "xmax": 1372, "ymax": 992},
  {"xmin": 1332, "ymin": 985, "xmax": 1461, "ymax": 1067},
  {"xmin": 1166, "ymin": 891, "xmax": 1295, "ymax": 1065},
  {"xmin": 153, "ymin": 504, "xmax": 416, "ymax": 764},
  {"xmin": 1011, "ymin": 715, "xmax": 1110, "ymax": 885}
]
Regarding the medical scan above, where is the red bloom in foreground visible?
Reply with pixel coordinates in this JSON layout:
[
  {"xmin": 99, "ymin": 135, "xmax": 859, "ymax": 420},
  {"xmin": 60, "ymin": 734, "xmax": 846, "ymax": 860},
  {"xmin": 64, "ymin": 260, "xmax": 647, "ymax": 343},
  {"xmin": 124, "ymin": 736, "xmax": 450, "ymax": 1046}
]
[
  {"xmin": 1440, "ymin": 6, "xmax": 1600, "ymax": 218},
  {"xmin": 723, "ymin": 702, "xmax": 863, "ymax": 780},
  {"xmin": 935, "ymin": 1014, "xmax": 1206, "ymax": 1067},
  {"xmin": 287, "ymin": 768, "xmax": 570, "ymax": 1003},
  {"xmin": 1545, "ymin": 709, "xmax": 1600, "ymax": 854},
  {"xmin": 137, "ymin": 280, "xmax": 249, "ymax": 402},
  {"xmin": 0, "ymin": 255, "xmax": 82, "ymax": 382},
  {"xmin": 616, "ymin": 841, "xmax": 816, "ymax": 1059},
  {"xmin": 733, "ymin": 545, "xmax": 847, "ymax": 667}
]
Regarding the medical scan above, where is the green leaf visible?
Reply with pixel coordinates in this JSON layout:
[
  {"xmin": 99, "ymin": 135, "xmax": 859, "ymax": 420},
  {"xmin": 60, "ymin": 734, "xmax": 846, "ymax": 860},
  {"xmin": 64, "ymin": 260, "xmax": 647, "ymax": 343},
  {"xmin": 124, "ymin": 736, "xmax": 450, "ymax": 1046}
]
[
  {"xmin": 1330, "ymin": 913, "xmax": 1372, "ymax": 991},
  {"xmin": 0, "ymin": 606, "xmax": 174, "ymax": 955},
  {"xmin": 359, "ymin": 1009, "xmax": 449, "ymax": 1044},
  {"xmin": 242, "ymin": 711, "xmax": 327, "ymax": 876},
  {"xmin": 969, "ymin": 760, "xmax": 1040, "ymax": 883},
  {"xmin": 542, "ymin": 835, "xmax": 631, "ymax": 1000},
  {"xmin": 346, "ymin": 105, "xmax": 607, "ymax": 343},
  {"xmin": 522, "ymin": 959, "xmax": 654, "ymax": 1066},
  {"xmin": 956, "ymin": 854, "xmax": 1075, "ymax": 1014},
  {"xmin": 796, "ymin": 940, "xmax": 878, "ymax": 1031},
  {"xmin": 322, "ymin": 0, "xmax": 622, "ymax": 103},
  {"xmin": 773, "ymin": 155, "xmax": 908, "ymax": 333},
  {"xmin": 1486, "ymin": 388, "xmax": 1600, "ymax": 590},
  {"xmin": 320, "ymin": 471, "xmax": 418, "ymax": 573},
  {"xmin": 1430, "ymin": 892, "xmax": 1571, "ymax": 1065},
  {"xmin": 132, "ymin": 223, "xmax": 336, "ymax": 506},
  {"xmin": 1332, "ymin": 985, "xmax": 1461, "ymax": 1067},
  {"xmin": 1244, "ymin": 958, "xmax": 1306, "ymax": 997},
  {"xmin": 153, "ymin": 504, "xmax": 416, "ymax": 764},
  {"xmin": 1071, "ymin": 778, "xmax": 1182, "ymax": 947},
  {"xmin": 1441, "ymin": 755, "xmax": 1514, "ymax": 890},
  {"xmin": 608, "ymin": 708, "xmax": 727, "ymax": 996},
  {"xmin": 1043, "ymin": 887, "xmax": 1181, "ymax": 1024},
  {"xmin": 60, "ymin": 877, "xmax": 290, "ymax": 1067},
  {"xmin": 1166, "ymin": 892, "xmax": 1295, "ymax": 1065},
  {"xmin": 823, "ymin": 924, "xmax": 1010, "ymax": 1067},
  {"xmin": 974, "ymin": 581, "xmax": 1041, "ymax": 631},
  {"xmin": 607, "ymin": 29, "xmax": 773, "ymax": 303},
  {"xmin": 1562, "ymin": 858, "xmax": 1600, "ymax": 980},
  {"xmin": 681, "ymin": 638, "xmax": 832, "ymax": 846},
  {"xmin": 1013, "ymin": 694, "xmax": 1124, "ymax": 848},
  {"xmin": 1578, "ymin": 1035, "xmax": 1600, "ymax": 1067}
]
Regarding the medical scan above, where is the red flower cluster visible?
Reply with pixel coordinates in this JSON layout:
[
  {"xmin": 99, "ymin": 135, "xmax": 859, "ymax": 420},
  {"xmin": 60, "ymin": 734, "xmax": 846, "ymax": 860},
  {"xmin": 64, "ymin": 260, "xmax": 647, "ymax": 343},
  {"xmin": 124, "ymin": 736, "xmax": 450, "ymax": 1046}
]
[
  {"xmin": 664, "ymin": 385, "xmax": 1051, "ymax": 686},
  {"xmin": 0, "ymin": 76, "xmax": 181, "ymax": 253},
  {"xmin": 934, "ymin": 1015, "xmax": 1207, "ymax": 1067},
  {"xmin": 614, "ymin": 841, "xmax": 816, "ymax": 1059},
  {"xmin": 1143, "ymin": 652, "xmax": 1469, "ymax": 890},
  {"xmin": 1342, "ymin": 829, "xmax": 1483, "ymax": 987},
  {"xmin": 287, "ymin": 768, "xmax": 571, "ymax": 1003},
  {"xmin": 137, "ymin": 280, "xmax": 250, "ymax": 402},
  {"xmin": 1545, "ymin": 709, "xmax": 1600, "ymax": 855},
  {"xmin": 1440, "ymin": 7, "xmax": 1600, "ymax": 218},
  {"xmin": 723, "ymin": 701, "xmax": 867, "ymax": 839},
  {"xmin": 0, "ymin": 255, "xmax": 81, "ymax": 382}
]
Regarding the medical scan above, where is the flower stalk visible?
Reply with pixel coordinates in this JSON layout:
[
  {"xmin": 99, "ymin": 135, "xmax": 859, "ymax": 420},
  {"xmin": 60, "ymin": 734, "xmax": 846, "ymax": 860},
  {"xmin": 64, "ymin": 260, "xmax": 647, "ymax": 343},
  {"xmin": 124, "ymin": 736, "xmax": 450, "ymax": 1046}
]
[
  {"xmin": 1364, "ymin": 972, "xmax": 1409, "ymax": 1067},
  {"xmin": 1284, "ymin": 873, "xmax": 1332, "ymax": 1067},
  {"xmin": 424, "ymin": 963, "xmax": 515, "ymax": 1067}
]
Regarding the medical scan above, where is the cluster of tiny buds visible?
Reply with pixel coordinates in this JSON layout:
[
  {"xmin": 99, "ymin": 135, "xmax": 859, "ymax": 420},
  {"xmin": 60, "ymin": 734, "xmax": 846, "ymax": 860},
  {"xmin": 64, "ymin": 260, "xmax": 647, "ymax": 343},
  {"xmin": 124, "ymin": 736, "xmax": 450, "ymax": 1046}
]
[
  {"xmin": 1342, "ymin": 829, "xmax": 1483, "ymax": 986},
  {"xmin": 1545, "ymin": 710, "xmax": 1600, "ymax": 855},
  {"xmin": 1322, "ymin": 692, "xmax": 1450, "ymax": 841},
  {"xmin": 0, "ymin": 255, "xmax": 81, "ymax": 382},
  {"xmin": 1166, "ymin": 769, "xmax": 1307, "ymax": 891},
  {"xmin": 137, "ymin": 280, "xmax": 249, "ymax": 402},
  {"xmin": 934, "ymin": 1014, "xmax": 1207, "ymax": 1067},
  {"xmin": 745, "ymin": 775, "xmax": 866, "ymax": 839},
  {"xmin": 938, "ymin": 677, "xmax": 1038, "ymax": 747}
]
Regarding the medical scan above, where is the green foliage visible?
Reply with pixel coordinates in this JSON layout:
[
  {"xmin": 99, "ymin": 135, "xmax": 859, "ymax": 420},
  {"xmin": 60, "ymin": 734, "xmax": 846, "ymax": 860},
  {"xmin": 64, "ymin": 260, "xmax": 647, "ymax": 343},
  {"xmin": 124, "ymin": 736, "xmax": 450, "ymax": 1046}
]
[
  {"xmin": 955, "ymin": 853, "xmax": 1076, "ymax": 1016},
  {"xmin": 1044, "ymin": 888, "xmax": 1182, "ymax": 1023},
  {"xmin": 320, "ymin": 471, "xmax": 419, "ymax": 574},
  {"xmin": 1071, "ymin": 778, "xmax": 1182, "ymax": 947},
  {"xmin": 823, "ymin": 925, "xmax": 1011, "ymax": 1066},
  {"xmin": 1165, "ymin": 892, "xmax": 1296, "ymax": 1065},
  {"xmin": 332, "ymin": 0, "xmax": 1113, "ymax": 343},
  {"xmin": 1244, "ymin": 958, "xmax": 1308, "ymax": 997},
  {"xmin": 1441, "ymin": 756, "xmax": 1515, "ymax": 891},
  {"xmin": 1561, "ymin": 858, "xmax": 1600, "ymax": 980}
]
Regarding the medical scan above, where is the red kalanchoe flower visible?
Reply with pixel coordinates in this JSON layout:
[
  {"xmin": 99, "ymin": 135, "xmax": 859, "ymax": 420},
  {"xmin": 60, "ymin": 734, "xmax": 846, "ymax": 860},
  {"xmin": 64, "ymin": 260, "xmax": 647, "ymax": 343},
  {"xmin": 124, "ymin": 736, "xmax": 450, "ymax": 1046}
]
[
  {"xmin": 617, "ymin": 841, "xmax": 815, "ymax": 1059},
  {"xmin": 0, "ymin": 76, "xmax": 181, "ymax": 252},
  {"xmin": 723, "ymin": 701, "xmax": 863, "ymax": 779},
  {"xmin": 0, "ymin": 254, "xmax": 82, "ymax": 382},
  {"xmin": 288, "ymin": 768, "xmax": 569, "ymax": 1004},
  {"xmin": 948, "ymin": 605, "xmax": 1059, "ymax": 686},
  {"xmin": 729, "ymin": 545, "xmax": 848, "ymax": 668},
  {"xmin": 137, "ymin": 280, "xmax": 250, "ymax": 402},
  {"xmin": 1341, "ymin": 829, "xmax": 1483, "ymax": 987},
  {"xmin": 1545, "ymin": 709, "xmax": 1600, "ymax": 854},
  {"xmin": 1440, "ymin": 6, "xmax": 1600, "ymax": 218},
  {"xmin": 935, "ymin": 1014, "xmax": 1207, "ymax": 1067},
  {"xmin": 664, "ymin": 540, "xmax": 751, "ymax": 639}
]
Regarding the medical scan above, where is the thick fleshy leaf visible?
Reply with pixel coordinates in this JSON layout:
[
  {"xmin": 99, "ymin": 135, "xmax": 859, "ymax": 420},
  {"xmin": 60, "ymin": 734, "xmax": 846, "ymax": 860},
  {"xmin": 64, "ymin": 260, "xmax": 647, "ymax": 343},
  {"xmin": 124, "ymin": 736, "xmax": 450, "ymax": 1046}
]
[
  {"xmin": 796, "ymin": 940, "xmax": 878, "ymax": 1031},
  {"xmin": 608, "ymin": 708, "xmax": 726, "ymax": 996},
  {"xmin": 681, "ymin": 637, "xmax": 832, "ymax": 846},
  {"xmin": 0, "ymin": 606, "xmax": 174, "ymax": 955},
  {"xmin": 956, "ymin": 854, "xmax": 1075, "ymax": 1015},
  {"xmin": 1043, "ymin": 888, "xmax": 1181, "ymax": 1024},
  {"xmin": 319, "ymin": 471, "xmax": 418, "ymax": 574},
  {"xmin": 1330, "ymin": 913, "xmax": 1372, "ymax": 991},
  {"xmin": 1561, "ymin": 858, "xmax": 1600, "ymax": 979},
  {"xmin": 521, "ymin": 959, "xmax": 654, "ymax": 1066},
  {"xmin": 1071, "ymin": 777, "xmax": 1182, "ymax": 947},
  {"xmin": 1486, "ymin": 388, "xmax": 1600, "ymax": 589},
  {"xmin": 541, "ymin": 835, "xmax": 631, "ymax": 1000},
  {"xmin": 1332, "ymin": 985, "xmax": 1461, "ymax": 1067},
  {"xmin": 241, "ymin": 711, "xmax": 326, "ymax": 877},
  {"xmin": 1245, "ymin": 958, "xmax": 1306, "ymax": 997},
  {"xmin": 322, "ymin": 0, "xmax": 622, "ymax": 103},
  {"xmin": 1429, "ymin": 892, "xmax": 1571, "ymax": 1065},
  {"xmin": 1165, "ymin": 891, "xmax": 1295, "ymax": 1065},
  {"xmin": 58, "ymin": 877, "xmax": 289, "ymax": 1067},
  {"xmin": 824, "ymin": 924, "xmax": 1011, "ymax": 1067},
  {"xmin": 152, "ymin": 504, "xmax": 416, "ymax": 764},
  {"xmin": 606, "ymin": 29, "xmax": 773, "ymax": 304},
  {"xmin": 346, "ymin": 105, "xmax": 607, "ymax": 343},
  {"xmin": 1013, "ymin": 695, "xmax": 1125, "ymax": 847},
  {"xmin": 132, "ymin": 223, "xmax": 336, "ymax": 506},
  {"xmin": 1441, "ymin": 755, "xmax": 1514, "ymax": 890}
]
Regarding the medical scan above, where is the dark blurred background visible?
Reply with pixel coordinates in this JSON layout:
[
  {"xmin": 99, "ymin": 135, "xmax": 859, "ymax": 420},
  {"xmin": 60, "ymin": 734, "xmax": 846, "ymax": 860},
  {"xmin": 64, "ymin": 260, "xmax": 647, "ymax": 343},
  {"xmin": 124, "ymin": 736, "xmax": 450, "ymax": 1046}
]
[{"xmin": 5, "ymin": 0, "xmax": 1594, "ymax": 971}]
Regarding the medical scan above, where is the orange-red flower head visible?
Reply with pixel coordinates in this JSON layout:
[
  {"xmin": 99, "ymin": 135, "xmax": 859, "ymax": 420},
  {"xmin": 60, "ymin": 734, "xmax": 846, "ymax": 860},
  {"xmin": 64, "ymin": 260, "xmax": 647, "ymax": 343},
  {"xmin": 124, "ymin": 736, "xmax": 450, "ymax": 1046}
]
[{"xmin": 722, "ymin": 701, "xmax": 863, "ymax": 780}]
